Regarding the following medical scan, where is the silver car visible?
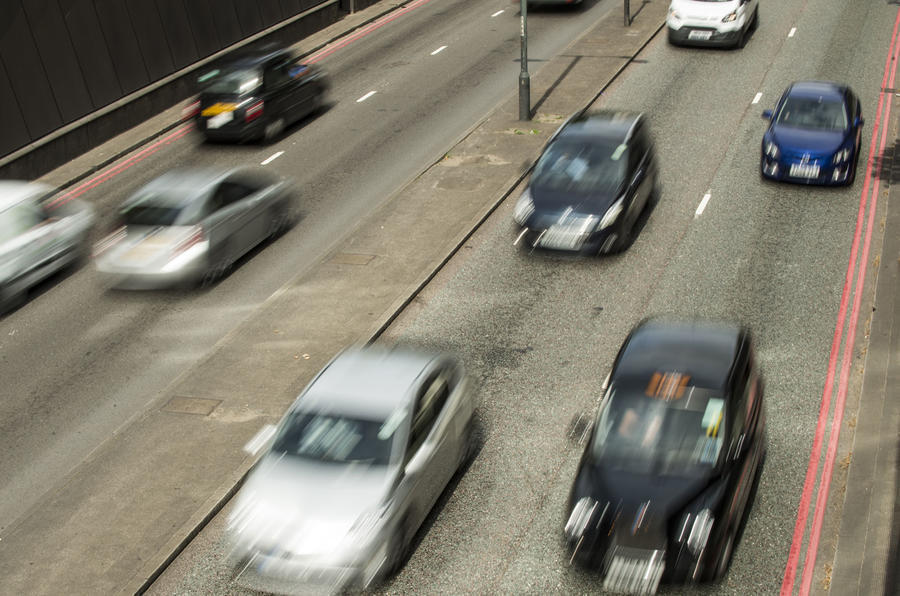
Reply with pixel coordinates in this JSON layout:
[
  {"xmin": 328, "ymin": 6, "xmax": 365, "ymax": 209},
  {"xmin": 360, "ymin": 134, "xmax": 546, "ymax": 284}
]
[
  {"xmin": 93, "ymin": 167, "xmax": 294, "ymax": 289},
  {"xmin": 228, "ymin": 346, "xmax": 478, "ymax": 594},
  {"xmin": 0, "ymin": 181, "xmax": 94, "ymax": 313}
]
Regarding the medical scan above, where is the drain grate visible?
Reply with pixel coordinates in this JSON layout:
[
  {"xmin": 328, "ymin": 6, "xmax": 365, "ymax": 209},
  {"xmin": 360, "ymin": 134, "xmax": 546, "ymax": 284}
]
[{"xmin": 162, "ymin": 396, "xmax": 222, "ymax": 416}]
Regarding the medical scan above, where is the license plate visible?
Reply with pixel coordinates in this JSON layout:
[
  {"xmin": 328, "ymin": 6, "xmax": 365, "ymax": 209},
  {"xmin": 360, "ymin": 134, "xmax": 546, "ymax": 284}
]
[
  {"xmin": 207, "ymin": 111, "xmax": 234, "ymax": 129},
  {"xmin": 688, "ymin": 30, "xmax": 713, "ymax": 40},
  {"xmin": 789, "ymin": 163, "xmax": 820, "ymax": 178}
]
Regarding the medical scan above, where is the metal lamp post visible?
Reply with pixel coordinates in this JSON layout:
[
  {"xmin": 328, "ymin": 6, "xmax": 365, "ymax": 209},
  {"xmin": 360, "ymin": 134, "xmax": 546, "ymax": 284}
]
[{"xmin": 519, "ymin": 0, "xmax": 531, "ymax": 121}]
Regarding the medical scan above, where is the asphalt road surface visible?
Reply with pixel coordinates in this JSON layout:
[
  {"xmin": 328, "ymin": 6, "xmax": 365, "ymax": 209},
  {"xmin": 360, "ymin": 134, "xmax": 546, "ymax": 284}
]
[
  {"xmin": 0, "ymin": 0, "xmax": 617, "ymax": 531},
  {"xmin": 147, "ymin": 1, "xmax": 897, "ymax": 595}
]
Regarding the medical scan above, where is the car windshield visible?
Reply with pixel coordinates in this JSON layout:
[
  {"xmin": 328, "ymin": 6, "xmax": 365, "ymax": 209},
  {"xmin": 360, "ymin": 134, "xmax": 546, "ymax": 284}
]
[
  {"xmin": 0, "ymin": 203, "xmax": 41, "ymax": 244},
  {"xmin": 531, "ymin": 139, "xmax": 626, "ymax": 194},
  {"xmin": 775, "ymin": 97, "xmax": 848, "ymax": 131},
  {"xmin": 591, "ymin": 380, "xmax": 726, "ymax": 475},
  {"xmin": 271, "ymin": 409, "xmax": 398, "ymax": 466},
  {"xmin": 200, "ymin": 68, "xmax": 262, "ymax": 95}
]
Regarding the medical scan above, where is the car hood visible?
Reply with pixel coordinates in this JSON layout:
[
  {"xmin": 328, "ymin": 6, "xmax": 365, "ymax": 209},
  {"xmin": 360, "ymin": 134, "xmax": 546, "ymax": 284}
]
[
  {"xmin": 770, "ymin": 126, "xmax": 846, "ymax": 157},
  {"xmin": 572, "ymin": 462, "xmax": 712, "ymax": 547},
  {"xmin": 228, "ymin": 454, "xmax": 394, "ymax": 556},
  {"xmin": 670, "ymin": 0, "xmax": 740, "ymax": 20},
  {"xmin": 528, "ymin": 184, "xmax": 619, "ymax": 223}
]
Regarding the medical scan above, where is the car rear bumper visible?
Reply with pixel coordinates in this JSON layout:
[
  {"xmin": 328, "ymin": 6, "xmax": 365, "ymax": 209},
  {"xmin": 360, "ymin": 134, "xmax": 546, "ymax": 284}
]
[
  {"xmin": 196, "ymin": 117, "xmax": 262, "ymax": 142},
  {"xmin": 95, "ymin": 262, "xmax": 206, "ymax": 290}
]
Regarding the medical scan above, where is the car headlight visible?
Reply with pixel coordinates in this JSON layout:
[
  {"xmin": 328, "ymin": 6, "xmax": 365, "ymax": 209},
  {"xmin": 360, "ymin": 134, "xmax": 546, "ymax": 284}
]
[
  {"xmin": 833, "ymin": 147, "xmax": 852, "ymax": 164},
  {"xmin": 565, "ymin": 497, "xmax": 599, "ymax": 542},
  {"xmin": 668, "ymin": 8, "xmax": 681, "ymax": 20},
  {"xmin": 722, "ymin": 10, "xmax": 738, "ymax": 22},
  {"xmin": 674, "ymin": 480, "xmax": 726, "ymax": 557},
  {"xmin": 598, "ymin": 197, "xmax": 625, "ymax": 230},
  {"xmin": 684, "ymin": 509, "xmax": 714, "ymax": 555},
  {"xmin": 513, "ymin": 189, "xmax": 535, "ymax": 225},
  {"xmin": 764, "ymin": 141, "xmax": 780, "ymax": 160}
]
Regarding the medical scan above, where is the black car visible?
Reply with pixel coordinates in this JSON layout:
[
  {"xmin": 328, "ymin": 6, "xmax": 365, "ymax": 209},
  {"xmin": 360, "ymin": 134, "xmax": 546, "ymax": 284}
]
[
  {"xmin": 512, "ymin": 110, "xmax": 659, "ymax": 254},
  {"xmin": 564, "ymin": 319, "xmax": 766, "ymax": 593},
  {"xmin": 185, "ymin": 45, "xmax": 328, "ymax": 143}
]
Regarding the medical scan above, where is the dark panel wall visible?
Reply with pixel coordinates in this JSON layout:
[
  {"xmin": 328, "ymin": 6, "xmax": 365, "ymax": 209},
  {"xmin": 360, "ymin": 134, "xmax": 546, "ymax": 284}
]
[{"xmin": 0, "ymin": 0, "xmax": 334, "ymax": 162}]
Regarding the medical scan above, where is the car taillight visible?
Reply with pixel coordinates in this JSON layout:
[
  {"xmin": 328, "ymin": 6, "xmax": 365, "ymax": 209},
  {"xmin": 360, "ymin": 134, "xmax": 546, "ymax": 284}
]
[
  {"xmin": 245, "ymin": 100, "xmax": 264, "ymax": 122},
  {"xmin": 175, "ymin": 226, "xmax": 205, "ymax": 254},
  {"xmin": 182, "ymin": 99, "xmax": 200, "ymax": 120},
  {"xmin": 93, "ymin": 226, "xmax": 127, "ymax": 257}
]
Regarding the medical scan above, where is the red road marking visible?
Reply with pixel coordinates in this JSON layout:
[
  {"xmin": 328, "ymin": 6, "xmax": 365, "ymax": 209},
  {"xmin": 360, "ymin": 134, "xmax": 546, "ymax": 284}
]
[
  {"xmin": 796, "ymin": 12, "xmax": 900, "ymax": 595},
  {"xmin": 781, "ymin": 7, "xmax": 900, "ymax": 595},
  {"xmin": 306, "ymin": 0, "xmax": 435, "ymax": 64},
  {"xmin": 47, "ymin": 123, "xmax": 194, "ymax": 209}
]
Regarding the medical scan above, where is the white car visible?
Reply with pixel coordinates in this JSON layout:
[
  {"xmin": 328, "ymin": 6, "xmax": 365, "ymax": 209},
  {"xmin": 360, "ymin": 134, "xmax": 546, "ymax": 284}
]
[{"xmin": 667, "ymin": 0, "xmax": 759, "ymax": 48}]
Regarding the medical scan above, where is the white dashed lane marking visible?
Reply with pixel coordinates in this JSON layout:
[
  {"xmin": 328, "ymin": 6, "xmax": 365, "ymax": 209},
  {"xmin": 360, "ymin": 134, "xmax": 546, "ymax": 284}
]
[
  {"xmin": 431, "ymin": 45, "xmax": 447, "ymax": 55},
  {"xmin": 694, "ymin": 192, "xmax": 712, "ymax": 218},
  {"xmin": 753, "ymin": 92, "xmax": 763, "ymax": 104},
  {"xmin": 260, "ymin": 151, "xmax": 284, "ymax": 165},
  {"xmin": 357, "ymin": 91, "xmax": 377, "ymax": 102}
]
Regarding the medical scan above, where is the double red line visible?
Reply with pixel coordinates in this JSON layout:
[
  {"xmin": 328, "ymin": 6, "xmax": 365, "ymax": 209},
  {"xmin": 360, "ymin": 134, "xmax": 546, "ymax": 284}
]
[{"xmin": 781, "ymin": 8, "xmax": 900, "ymax": 595}]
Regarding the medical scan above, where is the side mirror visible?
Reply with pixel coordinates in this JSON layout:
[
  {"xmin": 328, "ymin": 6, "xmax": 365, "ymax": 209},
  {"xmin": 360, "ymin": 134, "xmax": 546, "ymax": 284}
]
[
  {"xmin": 243, "ymin": 423, "xmax": 277, "ymax": 455},
  {"xmin": 761, "ymin": 109, "xmax": 773, "ymax": 121},
  {"xmin": 855, "ymin": 116, "xmax": 865, "ymax": 127}
]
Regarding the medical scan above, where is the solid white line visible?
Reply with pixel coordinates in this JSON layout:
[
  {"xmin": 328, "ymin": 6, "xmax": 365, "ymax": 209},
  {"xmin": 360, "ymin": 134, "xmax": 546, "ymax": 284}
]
[
  {"xmin": 491, "ymin": 10, "xmax": 504, "ymax": 17},
  {"xmin": 789, "ymin": 27, "xmax": 797, "ymax": 37},
  {"xmin": 752, "ymin": 92, "xmax": 763, "ymax": 104},
  {"xmin": 431, "ymin": 45, "xmax": 447, "ymax": 55},
  {"xmin": 357, "ymin": 91, "xmax": 376, "ymax": 102},
  {"xmin": 260, "ymin": 151, "xmax": 284, "ymax": 165},
  {"xmin": 694, "ymin": 192, "xmax": 712, "ymax": 218}
]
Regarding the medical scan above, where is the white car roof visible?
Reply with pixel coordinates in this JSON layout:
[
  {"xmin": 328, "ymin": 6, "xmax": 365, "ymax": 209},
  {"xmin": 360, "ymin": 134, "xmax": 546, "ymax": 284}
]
[{"xmin": 0, "ymin": 181, "xmax": 53, "ymax": 212}]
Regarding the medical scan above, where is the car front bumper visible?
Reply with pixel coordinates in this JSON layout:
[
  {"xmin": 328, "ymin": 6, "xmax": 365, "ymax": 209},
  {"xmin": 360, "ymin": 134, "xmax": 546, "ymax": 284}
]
[
  {"xmin": 760, "ymin": 154, "xmax": 854, "ymax": 186},
  {"xmin": 667, "ymin": 17, "xmax": 744, "ymax": 47},
  {"xmin": 95, "ymin": 261, "xmax": 207, "ymax": 290}
]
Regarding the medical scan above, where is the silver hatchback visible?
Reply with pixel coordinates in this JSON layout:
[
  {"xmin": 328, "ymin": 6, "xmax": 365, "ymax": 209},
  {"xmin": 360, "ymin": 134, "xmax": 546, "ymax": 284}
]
[
  {"xmin": 94, "ymin": 167, "xmax": 294, "ymax": 289},
  {"xmin": 227, "ymin": 346, "xmax": 478, "ymax": 594}
]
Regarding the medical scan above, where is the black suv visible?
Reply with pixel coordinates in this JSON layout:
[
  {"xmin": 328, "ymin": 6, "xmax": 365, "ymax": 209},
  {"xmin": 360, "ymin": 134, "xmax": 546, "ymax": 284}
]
[{"xmin": 512, "ymin": 110, "xmax": 659, "ymax": 254}]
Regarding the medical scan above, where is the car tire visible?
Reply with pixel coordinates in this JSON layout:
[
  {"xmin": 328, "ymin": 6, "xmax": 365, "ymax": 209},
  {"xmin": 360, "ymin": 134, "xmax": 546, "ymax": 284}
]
[
  {"xmin": 262, "ymin": 117, "xmax": 285, "ymax": 143},
  {"xmin": 667, "ymin": 28, "xmax": 679, "ymax": 46},
  {"xmin": 713, "ymin": 528, "xmax": 736, "ymax": 581},
  {"xmin": 267, "ymin": 205, "xmax": 292, "ymax": 239}
]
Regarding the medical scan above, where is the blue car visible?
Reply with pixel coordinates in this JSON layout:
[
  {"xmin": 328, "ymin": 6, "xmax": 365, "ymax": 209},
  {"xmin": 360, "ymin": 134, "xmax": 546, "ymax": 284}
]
[{"xmin": 760, "ymin": 81, "xmax": 864, "ymax": 186}]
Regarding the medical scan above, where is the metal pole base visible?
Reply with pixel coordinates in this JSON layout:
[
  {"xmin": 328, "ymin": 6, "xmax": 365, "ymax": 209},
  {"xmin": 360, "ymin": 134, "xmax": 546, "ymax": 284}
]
[{"xmin": 519, "ymin": 72, "xmax": 531, "ymax": 121}]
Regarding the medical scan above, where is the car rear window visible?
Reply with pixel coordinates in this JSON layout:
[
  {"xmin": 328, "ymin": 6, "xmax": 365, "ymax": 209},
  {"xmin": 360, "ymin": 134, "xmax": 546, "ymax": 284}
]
[
  {"xmin": 200, "ymin": 68, "xmax": 262, "ymax": 95},
  {"xmin": 0, "ymin": 203, "xmax": 41, "ymax": 244},
  {"xmin": 532, "ymin": 139, "xmax": 626, "ymax": 194},
  {"xmin": 591, "ymin": 375, "xmax": 726, "ymax": 474}
]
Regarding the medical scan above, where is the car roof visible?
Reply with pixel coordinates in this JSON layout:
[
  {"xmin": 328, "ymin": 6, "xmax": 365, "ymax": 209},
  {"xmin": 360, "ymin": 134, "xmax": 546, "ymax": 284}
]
[
  {"xmin": 295, "ymin": 347, "xmax": 444, "ymax": 419},
  {"xmin": 218, "ymin": 44, "xmax": 292, "ymax": 70},
  {"xmin": 612, "ymin": 318, "xmax": 745, "ymax": 392},
  {"xmin": 558, "ymin": 110, "xmax": 643, "ymax": 143},
  {"xmin": 0, "ymin": 181, "xmax": 52, "ymax": 212},
  {"xmin": 787, "ymin": 81, "xmax": 847, "ymax": 101},
  {"xmin": 122, "ymin": 168, "xmax": 233, "ymax": 208}
]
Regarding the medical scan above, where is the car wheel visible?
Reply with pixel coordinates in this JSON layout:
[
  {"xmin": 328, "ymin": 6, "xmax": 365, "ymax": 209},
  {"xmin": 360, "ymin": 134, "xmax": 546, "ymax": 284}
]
[
  {"xmin": 610, "ymin": 222, "xmax": 636, "ymax": 254},
  {"xmin": 267, "ymin": 205, "xmax": 292, "ymax": 239},
  {"xmin": 200, "ymin": 253, "xmax": 231, "ymax": 287},
  {"xmin": 713, "ymin": 528, "xmax": 736, "ymax": 581},
  {"xmin": 262, "ymin": 117, "xmax": 285, "ymax": 143},
  {"xmin": 0, "ymin": 286, "xmax": 26, "ymax": 315}
]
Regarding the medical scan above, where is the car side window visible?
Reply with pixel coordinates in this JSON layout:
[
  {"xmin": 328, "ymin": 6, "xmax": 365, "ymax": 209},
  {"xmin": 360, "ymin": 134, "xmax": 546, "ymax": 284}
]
[
  {"xmin": 211, "ymin": 180, "xmax": 255, "ymax": 211},
  {"xmin": 406, "ymin": 372, "xmax": 450, "ymax": 460},
  {"xmin": 264, "ymin": 59, "xmax": 292, "ymax": 90}
]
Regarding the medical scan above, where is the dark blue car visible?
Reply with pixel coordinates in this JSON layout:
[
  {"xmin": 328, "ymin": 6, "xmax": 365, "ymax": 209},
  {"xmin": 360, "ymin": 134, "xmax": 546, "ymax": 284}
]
[{"xmin": 760, "ymin": 81, "xmax": 863, "ymax": 186}]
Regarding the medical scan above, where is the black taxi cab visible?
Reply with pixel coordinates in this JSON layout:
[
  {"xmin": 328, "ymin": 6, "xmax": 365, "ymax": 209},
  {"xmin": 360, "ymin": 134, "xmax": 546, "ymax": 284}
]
[
  {"xmin": 184, "ymin": 45, "xmax": 328, "ymax": 143},
  {"xmin": 564, "ymin": 318, "xmax": 766, "ymax": 593}
]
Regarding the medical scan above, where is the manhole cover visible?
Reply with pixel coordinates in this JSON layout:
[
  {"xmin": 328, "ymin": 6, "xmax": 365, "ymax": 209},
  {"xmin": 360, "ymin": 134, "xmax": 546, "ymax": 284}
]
[
  {"xmin": 331, "ymin": 253, "xmax": 375, "ymax": 265},
  {"xmin": 163, "ymin": 396, "xmax": 222, "ymax": 416}
]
